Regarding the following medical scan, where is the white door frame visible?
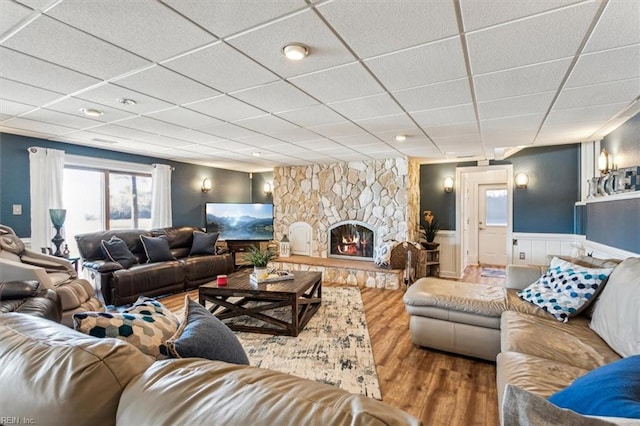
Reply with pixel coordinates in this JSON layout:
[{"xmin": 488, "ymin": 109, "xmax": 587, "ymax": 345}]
[{"xmin": 455, "ymin": 165, "xmax": 514, "ymax": 277}]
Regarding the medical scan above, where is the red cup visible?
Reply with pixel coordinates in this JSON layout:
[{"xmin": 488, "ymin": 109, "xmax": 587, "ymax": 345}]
[{"xmin": 217, "ymin": 275, "xmax": 227, "ymax": 286}]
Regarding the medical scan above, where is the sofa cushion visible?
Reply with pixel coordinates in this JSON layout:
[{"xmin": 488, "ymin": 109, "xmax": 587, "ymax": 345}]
[
  {"xmin": 101, "ymin": 236, "xmax": 137, "ymax": 268},
  {"xmin": 167, "ymin": 296, "xmax": 249, "ymax": 365},
  {"xmin": 140, "ymin": 235, "xmax": 175, "ymax": 263},
  {"xmin": 126, "ymin": 295, "xmax": 179, "ymax": 320},
  {"xmin": 590, "ymin": 257, "xmax": 640, "ymax": 358},
  {"xmin": 548, "ymin": 355, "xmax": 640, "ymax": 419},
  {"xmin": 517, "ymin": 257, "xmax": 613, "ymax": 322},
  {"xmin": 189, "ymin": 231, "xmax": 219, "ymax": 256},
  {"xmin": 0, "ymin": 313, "xmax": 153, "ymax": 426}
]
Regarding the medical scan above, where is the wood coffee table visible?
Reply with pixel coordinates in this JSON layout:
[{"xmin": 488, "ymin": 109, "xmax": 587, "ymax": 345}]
[{"xmin": 199, "ymin": 269, "xmax": 322, "ymax": 337}]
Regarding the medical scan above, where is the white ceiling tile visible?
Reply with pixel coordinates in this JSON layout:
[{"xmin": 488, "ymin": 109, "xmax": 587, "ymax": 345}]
[
  {"xmin": 460, "ymin": 0, "xmax": 582, "ymax": 32},
  {"xmin": 1, "ymin": 114, "xmax": 12, "ymax": 122},
  {"xmin": 46, "ymin": 97, "xmax": 136, "ymax": 122},
  {"xmin": 170, "ymin": 130, "xmax": 226, "ymax": 145},
  {"xmin": 161, "ymin": 0, "xmax": 304, "ymax": 38},
  {"xmin": 116, "ymin": 116, "xmax": 189, "ymax": 136},
  {"xmin": 565, "ymin": 44, "xmax": 640, "ymax": 88},
  {"xmin": 2, "ymin": 116, "xmax": 75, "ymax": 135},
  {"xmin": 289, "ymin": 62, "xmax": 384, "ymax": 103},
  {"xmin": 373, "ymin": 131, "xmax": 434, "ymax": 147},
  {"xmin": 308, "ymin": 121, "xmax": 364, "ymax": 138},
  {"xmin": 20, "ymin": 108, "xmax": 103, "ymax": 129},
  {"xmin": 0, "ymin": 99, "xmax": 35, "ymax": 116},
  {"xmin": 276, "ymin": 105, "xmax": 344, "ymax": 127},
  {"xmin": 185, "ymin": 95, "xmax": 265, "ymax": 122},
  {"xmin": 317, "ymin": 0, "xmax": 459, "ymax": 58},
  {"xmin": 411, "ymin": 104, "xmax": 476, "ymax": 128},
  {"xmin": 544, "ymin": 102, "xmax": 630, "ymax": 127},
  {"xmin": 89, "ymin": 124, "xmax": 157, "ymax": 141},
  {"xmin": 365, "ymin": 38, "xmax": 468, "ymax": 91},
  {"xmin": 467, "ymin": 2, "xmax": 600, "ymax": 74},
  {"xmin": 147, "ymin": 107, "xmax": 223, "ymax": 129},
  {"xmin": 423, "ymin": 122, "xmax": 480, "ymax": 139},
  {"xmin": 554, "ymin": 78, "xmax": 640, "ymax": 111},
  {"xmin": 329, "ymin": 154, "xmax": 370, "ymax": 162},
  {"xmin": 295, "ymin": 139, "xmax": 350, "ymax": 151},
  {"xmin": 393, "ymin": 79, "xmax": 473, "ymax": 112},
  {"xmin": 63, "ymin": 130, "xmax": 132, "ymax": 145},
  {"xmin": 262, "ymin": 143, "xmax": 311, "ymax": 154},
  {"xmin": 481, "ymin": 113, "xmax": 545, "ymax": 134},
  {"xmin": 47, "ymin": 0, "xmax": 216, "ymax": 62},
  {"xmin": 331, "ymin": 133, "xmax": 382, "ymax": 147},
  {"xmin": 0, "ymin": 78, "xmax": 63, "ymax": 106},
  {"xmin": 328, "ymin": 93, "xmax": 403, "ymax": 121},
  {"xmin": 231, "ymin": 81, "xmax": 318, "ymax": 113},
  {"xmin": 196, "ymin": 139, "xmax": 253, "ymax": 151},
  {"xmin": 269, "ymin": 127, "xmax": 321, "ymax": 143},
  {"xmin": 163, "ymin": 42, "xmax": 278, "ymax": 93},
  {"xmin": 76, "ymin": 83, "xmax": 174, "ymax": 114},
  {"xmin": 132, "ymin": 133, "xmax": 194, "ymax": 147},
  {"xmin": 355, "ymin": 114, "xmax": 417, "ymax": 133},
  {"xmin": 113, "ymin": 66, "xmax": 221, "ymax": 105},
  {"xmin": 227, "ymin": 10, "xmax": 354, "ymax": 78},
  {"xmin": 235, "ymin": 135, "xmax": 285, "ymax": 148},
  {"xmin": 0, "ymin": 47, "xmax": 101, "ymax": 94},
  {"xmin": 350, "ymin": 143, "xmax": 396, "ymax": 154},
  {"xmin": 478, "ymin": 91, "xmax": 556, "ymax": 120},
  {"xmin": 199, "ymin": 122, "xmax": 260, "ymax": 140},
  {"xmin": 584, "ymin": 1, "xmax": 640, "ymax": 53},
  {"xmin": 537, "ymin": 122, "xmax": 602, "ymax": 142},
  {"xmin": 13, "ymin": 0, "xmax": 57, "ymax": 12},
  {"xmin": 474, "ymin": 58, "xmax": 572, "ymax": 101},
  {"xmin": 3, "ymin": 15, "xmax": 150, "ymax": 80},
  {"xmin": 1, "ymin": 0, "xmax": 33, "ymax": 35},
  {"xmin": 234, "ymin": 114, "xmax": 300, "ymax": 133}
]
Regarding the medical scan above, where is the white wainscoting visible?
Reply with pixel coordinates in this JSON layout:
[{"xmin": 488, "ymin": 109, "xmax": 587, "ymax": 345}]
[
  {"xmin": 581, "ymin": 237, "xmax": 639, "ymax": 259},
  {"xmin": 435, "ymin": 231, "xmax": 457, "ymax": 278},
  {"xmin": 511, "ymin": 233, "xmax": 577, "ymax": 265}
]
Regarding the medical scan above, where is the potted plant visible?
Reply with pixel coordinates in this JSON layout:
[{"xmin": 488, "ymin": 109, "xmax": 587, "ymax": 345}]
[
  {"xmin": 243, "ymin": 246, "xmax": 277, "ymax": 278},
  {"xmin": 420, "ymin": 210, "xmax": 440, "ymax": 250}
]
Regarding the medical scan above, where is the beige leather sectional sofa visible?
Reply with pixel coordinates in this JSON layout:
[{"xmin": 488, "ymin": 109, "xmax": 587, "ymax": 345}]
[
  {"xmin": 0, "ymin": 313, "xmax": 420, "ymax": 426},
  {"xmin": 404, "ymin": 255, "xmax": 640, "ymax": 424}
]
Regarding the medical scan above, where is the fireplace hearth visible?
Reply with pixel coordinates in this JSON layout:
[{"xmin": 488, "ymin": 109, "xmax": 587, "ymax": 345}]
[{"xmin": 328, "ymin": 221, "xmax": 375, "ymax": 261}]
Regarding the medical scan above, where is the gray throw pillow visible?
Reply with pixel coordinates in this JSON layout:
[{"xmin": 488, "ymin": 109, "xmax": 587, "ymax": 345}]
[
  {"xmin": 189, "ymin": 232, "xmax": 219, "ymax": 256},
  {"xmin": 140, "ymin": 235, "xmax": 175, "ymax": 263},
  {"xmin": 101, "ymin": 236, "xmax": 137, "ymax": 268},
  {"xmin": 166, "ymin": 296, "xmax": 249, "ymax": 365}
]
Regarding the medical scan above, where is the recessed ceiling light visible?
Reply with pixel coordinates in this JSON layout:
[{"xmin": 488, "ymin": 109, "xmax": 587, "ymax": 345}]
[
  {"xmin": 282, "ymin": 43, "xmax": 309, "ymax": 61},
  {"xmin": 116, "ymin": 98, "xmax": 137, "ymax": 106},
  {"xmin": 79, "ymin": 108, "xmax": 104, "ymax": 117},
  {"xmin": 252, "ymin": 151, "xmax": 262, "ymax": 157},
  {"xmin": 395, "ymin": 134, "xmax": 407, "ymax": 142}
]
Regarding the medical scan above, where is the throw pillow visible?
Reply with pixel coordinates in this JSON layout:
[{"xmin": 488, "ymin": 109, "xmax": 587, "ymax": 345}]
[
  {"xmin": 166, "ymin": 296, "xmax": 249, "ymax": 365},
  {"xmin": 101, "ymin": 236, "xmax": 137, "ymax": 269},
  {"xmin": 517, "ymin": 257, "xmax": 613, "ymax": 322},
  {"xmin": 590, "ymin": 257, "xmax": 640, "ymax": 358},
  {"xmin": 73, "ymin": 310, "xmax": 178, "ymax": 360},
  {"xmin": 140, "ymin": 234, "xmax": 175, "ymax": 263},
  {"xmin": 125, "ymin": 296, "xmax": 180, "ymax": 327},
  {"xmin": 189, "ymin": 231, "xmax": 219, "ymax": 256},
  {"xmin": 548, "ymin": 355, "xmax": 640, "ymax": 419}
]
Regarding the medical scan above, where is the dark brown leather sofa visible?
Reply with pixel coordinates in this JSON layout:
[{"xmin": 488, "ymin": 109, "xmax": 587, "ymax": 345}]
[
  {"xmin": 75, "ymin": 226, "xmax": 233, "ymax": 306},
  {"xmin": 0, "ymin": 280, "xmax": 62, "ymax": 322}
]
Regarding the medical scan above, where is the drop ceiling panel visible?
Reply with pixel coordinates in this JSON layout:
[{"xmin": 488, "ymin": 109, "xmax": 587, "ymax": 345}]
[
  {"xmin": 554, "ymin": 78, "xmax": 640, "ymax": 111},
  {"xmin": 293, "ymin": 139, "xmax": 349, "ymax": 151},
  {"xmin": 544, "ymin": 102, "xmax": 630, "ymax": 127},
  {"xmin": 0, "ymin": 78, "xmax": 63, "ymax": 106},
  {"xmin": 1, "ymin": 0, "xmax": 33, "ymax": 35},
  {"xmin": 478, "ymin": 91, "xmax": 556, "ymax": 120},
  {"xmin": 199, "ymin": 122, "xmax": 260, "ymax": 140},
  {"xmin": 565, "ymin": 44, "xmax": 640, "ymax": 88},
  {"xmin": 331, "ymin": 133, "xmax": 383, "ymax": 147},
  {"xmin": 423, "ymin": 122, "xmax": 480, "ymax": 139},
  {"xmin": 467, "ymin": 2, "xmax": 599, "ymax": 74},
  {"xmin": 132, "ymin": 133, "xmax": 195, "ymax": 147},
  {"xmin": 2, "ymin": 116, "xmax": 75, "ymax": 135},
  {"xmin": 113, "ymin": 66, "xmax": 221, "ymax": 105},
  {"xmin": 365, "ymin": 38, "xmax": 467, "ymax": 91},
  {"xmin": 185, "ymin": 95, "xmax": 265, "ymax": 122},
  {"xmin": 19, "ymin": 108, "xmax": 103, "ymax": 129},
  {"xmin": 276, "ymin": 105, "xmax": 344, "ymax": 127},
  {"xmin": 307, "ymin": 121, "xmax": 364, "ymax": 138},
  {"xmin": 3, "ymin": 15, "xmax": 150, "ymax": 80},
  {"xmin": 227, "ymin": 10, "xmax": 354, "ymax": 78},
  {"xmin": 47, "ymin": 0, "xmax": 216, "ymax": 62},
  {"xmin": 537, "ymin": 123, "xmax": 602, "ymax": 142},
  {"xmin": 76, "ymin": 83, "xmax": 174, "ymax": 114},
  {"xmin": 0, "ymin": 47, "xmax": 101, "ymax": 94},
  {"xmin": 235, "ymin": 135, "xmax": 285, "ymax": 148},
  {"xmin": 90, "ymin": 124, "xmax": 158, "ymax": 141},
  {"xmin": 163, "ymin": 43, "xmax": 278, "ymax": 93},
  {"xmin": 171, "ymin": 130, "xmax": 226, "ymax": 145},
  {"xmin": 474, "ymin": 58, "xmax": 572, "ymax": 101},
  {"xmin": 584, "ymin": 1, "xmax": 640, "ymax": 53},
  {"xmin": 393, "ymin": 78, "xmax": 473, "ymax": 112},
  {"xmin": 355, "ymin": 114, "xmax": 417, "ymax": 133},
  {"xmin": 46, "ymin": 97, "xmax": 136, "ymax": 122},
  {"xmin": 0, "ymin": 99, "xmax": 36, "ymax": 116},
  {"xmin": 411, "ymin": 104, "xmax": 476, "ymax": 128},
  {"xmin": 460, "ymin": 0, "xmax": 581, "ymax": 32},
  {"xmin": 289, "ymin": 62, "xmax": 384, "ymax": 103},
  {"xmin": 231, "ymin": 81, "xmax": 318, "ymax": 113},
  {"xmin": 269, "ymin": 127, "xmax": 321, "ymax": 143},
  {"xmin": 317, "ymin": 0, "xmax": 458, "ymax": 58},
  {"xmin": 116, "ymin": 116, "xmax": 189, "ymax": 136},
  {"xmin": 234, "ymin": 114, "xmax": 300, "ymax": 134},
  {"xmin": 481, "ymin": 113, "xmax": 544, "ymax": 134},
  {"xmin": 328, "ymin": 93, "xmax": 403, "ymax": 121},
  {"xmin": 262, "ymin": 143, "xmax": 310, "ymax": 154},
  {"xmin": 329, "ymin": 154, "xmax": 370, "ymax": 162},
  {"xmin": 147, "ymin": 107, "xmax": 223, "ymax": 129}
]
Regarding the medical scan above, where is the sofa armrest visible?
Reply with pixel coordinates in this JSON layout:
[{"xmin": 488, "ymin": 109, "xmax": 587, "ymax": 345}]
[
  {"xmin": 20, "ymin": 249, "xmax": 76, "ymax": 276},
  {"xmin": 0, "ymin": 258, "xmax": 53, "ymax": 288},
  {"xmin": 0, "ymin": 280, "xmax": 41, "ymax": 300},
  {"xmin": 505, "ymin": 265, "xmax": 545, "ymax": 290},
  {"xmin": 83, "ymin": 260, "xmax": 123, "ymax": 273}
]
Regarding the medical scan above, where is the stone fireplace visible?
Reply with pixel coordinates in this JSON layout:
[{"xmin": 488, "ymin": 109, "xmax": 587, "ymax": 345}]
[{"xmin": 328, "ymin": 221, "xmax": 375, "ymax": 261}]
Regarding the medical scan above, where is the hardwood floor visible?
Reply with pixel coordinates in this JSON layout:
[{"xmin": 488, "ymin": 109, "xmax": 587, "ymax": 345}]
[{"xmin": 159, "ymin": 265, "xmax": 503, "ymax": 426}]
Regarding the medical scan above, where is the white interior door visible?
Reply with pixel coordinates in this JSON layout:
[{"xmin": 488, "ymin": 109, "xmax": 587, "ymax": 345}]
[
  {"xmin": 478, "ymin": 184, "xmax": 508, "ymax": 266},
  {"xmin": 289, "ymin": 222, "xmax": 311, "ymax": 256}
]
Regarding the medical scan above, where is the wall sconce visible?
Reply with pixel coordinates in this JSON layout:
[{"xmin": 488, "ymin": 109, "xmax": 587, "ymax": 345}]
[
  {"xmin": 443, "ymin": 176, "xmax": 454, "ymax": 192},
  {"xmin": 201, "ymin": 177, "xmax": 212, "ymax": 193},
  {"xmin": 515, "ymin": 172, "xmax": 529, "ymax": 189},
  {"xmin": 598, "ymin": 149, "xmax": 611, "ymax": 174},
  {"xmin": 263, "ymin": 182, "xmax": 272, "ymax": 195}
]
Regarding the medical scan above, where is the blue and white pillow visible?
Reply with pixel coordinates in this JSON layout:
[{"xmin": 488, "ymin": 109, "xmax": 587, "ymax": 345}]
[{"xmin": 518, "ymin": 257, "xmax": 613, "ymax": 322}]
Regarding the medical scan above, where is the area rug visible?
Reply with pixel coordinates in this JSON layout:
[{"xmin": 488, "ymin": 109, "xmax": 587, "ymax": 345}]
[
  {"xmin": 225, "ymin": 287, "xmax": 381, "ymax": 399},
  {"xmin": 481, "ymin": 267, "xmax": 506, "ymax": 278}
]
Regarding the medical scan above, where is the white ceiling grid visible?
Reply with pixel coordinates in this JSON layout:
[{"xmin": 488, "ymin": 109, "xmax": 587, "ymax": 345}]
[{"xmin": 0, "ymin": 0, "xmax": 638, "ymax": 172}]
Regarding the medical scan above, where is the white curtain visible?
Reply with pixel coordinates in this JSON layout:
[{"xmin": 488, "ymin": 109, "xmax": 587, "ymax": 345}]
[
  {"xmin": 151, "ymin": 164, "xmax": 172, "ymax": 228},
  {"xmin": 29, "ymin": 147, "xmax": 65, "ymax": 251}
]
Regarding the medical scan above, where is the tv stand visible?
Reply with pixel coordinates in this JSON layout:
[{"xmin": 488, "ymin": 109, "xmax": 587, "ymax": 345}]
[{"xmin": 226, "ymin": 240, "xmax": 261, "ymax": 267}]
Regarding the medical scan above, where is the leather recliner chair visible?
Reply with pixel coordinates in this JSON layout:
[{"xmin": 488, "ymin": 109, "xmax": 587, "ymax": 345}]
[
  {"xmin": 0, "ymin": 225, "xmax": 104, "ymax": 326},
  {"xmin": 0, "ymin": 280, "xmax": 62, "ymax": 322}
]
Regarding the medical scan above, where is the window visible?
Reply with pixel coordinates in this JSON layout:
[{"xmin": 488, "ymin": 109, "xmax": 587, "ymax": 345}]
[
  {"xmin": 485, "ymin": 189, "xmax": 507, "ymax": 226},
  {"xmin": 109, "ymin": 173, "xmax": 152, "ymax": 230}
]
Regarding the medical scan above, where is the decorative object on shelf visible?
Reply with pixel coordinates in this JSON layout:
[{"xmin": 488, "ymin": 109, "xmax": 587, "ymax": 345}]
[
  {"xmin": 588, "ymin": 166, "xmax": 639, "ymax": 199},
  {"xmin": 443, "ymin": 176, "xmax": 454, "ymax": 192},
  {"xmin": 420, "ymin": 210, "xmax": 440, "ymax": 250},
  {"xmin": 515, "ymin": 172, "xmax": 529, "ymax": 189},
  {"xmin": 62, "ymin": 243, "xmax": 71, "ymax": 257},
  {"xmin": 242, "ymin": 246, "xmax": 277, "ymax": 279},
  {"xmin": 49, "ymin": 208, "xmax": 67, "ymax": 257},
  {"xmin": 201, "ymin": 177, "xmax": 212, "ymax": 193},
  {"xmin": 279, "ymin": 234, "xmax": 290, "ymax": 257}
]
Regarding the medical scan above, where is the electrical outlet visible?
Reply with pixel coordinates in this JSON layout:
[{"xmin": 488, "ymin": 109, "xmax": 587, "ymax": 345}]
[
  {"xmin": 519, "ymin": 252, "xmax": 525, "ymax": 260},
  {"xmin": 12, "ymin": 204, "xmax": 22, "ymax": 215}
]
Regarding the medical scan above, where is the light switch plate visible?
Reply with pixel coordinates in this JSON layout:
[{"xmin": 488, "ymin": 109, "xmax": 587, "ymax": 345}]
[{"xmin": 12, "ymin": 204, "xmax": 22, "ymax": 215}]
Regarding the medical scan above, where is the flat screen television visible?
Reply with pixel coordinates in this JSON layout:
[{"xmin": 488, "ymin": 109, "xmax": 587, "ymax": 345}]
[{"xmin": 205, "ymin": 203, "xmax": 274, "ymax": 241}]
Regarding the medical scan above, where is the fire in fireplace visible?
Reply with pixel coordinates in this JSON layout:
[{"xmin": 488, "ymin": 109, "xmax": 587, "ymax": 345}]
[{"xmin": 328, "ymin": 221, "xmax": 375, "ymax": 261}]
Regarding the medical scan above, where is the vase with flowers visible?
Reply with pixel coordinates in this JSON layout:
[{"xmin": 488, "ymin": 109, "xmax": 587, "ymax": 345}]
[{"xmin": 419, "ymin": 210, "xmax": 440, "ymax": 250}]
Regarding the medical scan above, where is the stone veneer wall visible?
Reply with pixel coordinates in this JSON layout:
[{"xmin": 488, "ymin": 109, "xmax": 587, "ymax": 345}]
[{"xmin": 273, "ymin": 157, "xmax": 420, "ymax": 258}]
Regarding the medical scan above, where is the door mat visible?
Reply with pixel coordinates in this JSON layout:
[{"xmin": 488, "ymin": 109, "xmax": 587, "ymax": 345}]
[{"xmin": 481, "ymin": 268, "xmax": 506, "ymax": 278}]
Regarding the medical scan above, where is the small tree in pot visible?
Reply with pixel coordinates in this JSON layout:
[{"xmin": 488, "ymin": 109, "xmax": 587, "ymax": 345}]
[
  {"xmin": 243, "ymin": 246, "xmax": 277, "ymax": 278},
  {"xmin": 419, "ymin": 210, "xmax": 440, "ymax": 249}
]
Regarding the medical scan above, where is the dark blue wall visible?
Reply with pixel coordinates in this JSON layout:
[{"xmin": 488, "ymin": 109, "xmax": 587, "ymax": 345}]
[
  {"xmin": 0, "ymin": 133, "xmax": 272, "ymax": 237},
  {"xmin": 601, "ymin": 113, "xmax": 640, "ymax": 169}
]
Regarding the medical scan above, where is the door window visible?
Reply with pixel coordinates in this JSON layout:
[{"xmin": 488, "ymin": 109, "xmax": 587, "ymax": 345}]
[{"xmin": 485, "ymin": 189, "xmax": 507, "ymax": 226}]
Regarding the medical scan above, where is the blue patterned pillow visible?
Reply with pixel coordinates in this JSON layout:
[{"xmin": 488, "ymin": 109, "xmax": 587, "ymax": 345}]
[{"xmin": 518, "ymin": 257, "xmax": 613, "ymax": 322}]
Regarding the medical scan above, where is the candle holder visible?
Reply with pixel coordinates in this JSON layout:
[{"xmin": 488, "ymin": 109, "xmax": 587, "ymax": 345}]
[{"xmin": 49, "ymin": 209, "xmax": 67, "ymax": 257}]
